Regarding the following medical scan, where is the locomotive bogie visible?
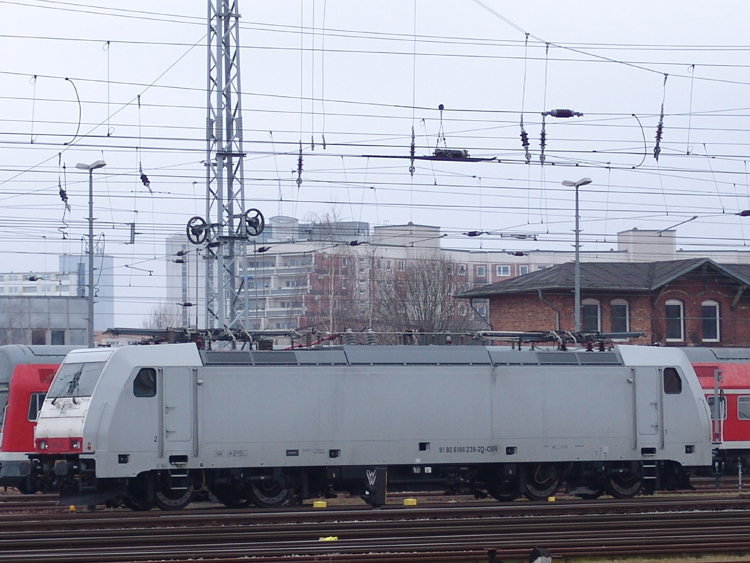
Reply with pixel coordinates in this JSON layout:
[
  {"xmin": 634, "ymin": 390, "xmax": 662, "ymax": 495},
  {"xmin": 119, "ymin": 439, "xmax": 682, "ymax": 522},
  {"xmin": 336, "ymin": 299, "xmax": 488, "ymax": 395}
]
[{"xmin": 32, "ymin": 343, "xmax": 712, "ymax": 508}]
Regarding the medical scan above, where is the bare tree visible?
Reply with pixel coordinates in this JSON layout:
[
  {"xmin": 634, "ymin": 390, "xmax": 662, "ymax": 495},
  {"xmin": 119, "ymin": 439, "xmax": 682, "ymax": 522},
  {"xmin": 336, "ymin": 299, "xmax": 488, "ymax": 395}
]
[
  {"xmin": 142, "ymin": 303, "xmax": 181, "ymax": 329},
  {"xmin": 300, "ymin": 211, "xmax": 369, "ymax": 334},
  {"xmin": 373, "ymin": 252, "xmax": 480, "ymax": 337}
]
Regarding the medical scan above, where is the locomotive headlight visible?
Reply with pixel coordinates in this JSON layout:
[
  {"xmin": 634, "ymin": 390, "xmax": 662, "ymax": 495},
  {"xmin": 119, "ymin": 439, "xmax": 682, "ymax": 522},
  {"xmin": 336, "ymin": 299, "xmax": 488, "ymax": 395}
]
[
  {"xmin": 37, "ymin": 440, "xmax": 48, "ymax": 450},
  {"xmin": 71, "ymin": 439, "xmax": 82, "ymax": 450}
]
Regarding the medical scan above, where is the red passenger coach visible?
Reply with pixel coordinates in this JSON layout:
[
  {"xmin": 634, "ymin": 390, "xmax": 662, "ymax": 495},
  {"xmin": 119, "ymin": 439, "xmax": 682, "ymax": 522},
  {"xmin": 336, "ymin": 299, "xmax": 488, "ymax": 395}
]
[
  {"xmin": 684, "ymin": 347, "xmax": 750, "ymax": 472},
  {"xmin": 1, "ymin": 365, "xmax": 57, "ymax": 454},
  {"xmin": 0, "ymin": 345, "xmax": 77, "ymax": 493}
]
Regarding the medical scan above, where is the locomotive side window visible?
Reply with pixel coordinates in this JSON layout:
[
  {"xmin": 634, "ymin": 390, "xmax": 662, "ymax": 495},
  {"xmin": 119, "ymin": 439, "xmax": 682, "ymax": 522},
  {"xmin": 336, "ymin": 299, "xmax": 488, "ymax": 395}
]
[
  {"xmin": 737, "ymin": 396, "xmax": 750, "ymax": 420},
  {"xmin": 707, "ymin": 396, "xmax": 727, "ymax": 420},
  {"xmin": 133, "ymin": 368, "xmax": 157, "ymax": 398},
  {"xmin": 27, "ymin": 392, "xmax": 46, "ymax": 421},
  {"xmin": 663, "ymin": 367, "xmax": 682, "ymax": 394}
]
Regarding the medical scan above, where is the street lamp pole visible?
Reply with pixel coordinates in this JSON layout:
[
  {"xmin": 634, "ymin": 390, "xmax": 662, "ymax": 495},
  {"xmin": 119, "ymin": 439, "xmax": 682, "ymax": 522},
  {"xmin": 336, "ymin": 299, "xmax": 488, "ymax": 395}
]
[
  {"xmin": 562, "ymin": 177, "xmax": 592, "ymax": 333},
  {"xmin": 76, "ymin": 160, "xmax": 106, "ymax": 348}
]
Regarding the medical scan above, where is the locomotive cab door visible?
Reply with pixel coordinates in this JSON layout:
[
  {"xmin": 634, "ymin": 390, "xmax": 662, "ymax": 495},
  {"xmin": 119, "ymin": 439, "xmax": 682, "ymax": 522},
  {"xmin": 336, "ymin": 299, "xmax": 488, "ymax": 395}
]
[
  {"xmin": 634, "ymin": 367, "xmax": 660, "ymax": 448},
  {"xmin": 162, "ymin": 367, "xmax": 192, "ymax": 445}
]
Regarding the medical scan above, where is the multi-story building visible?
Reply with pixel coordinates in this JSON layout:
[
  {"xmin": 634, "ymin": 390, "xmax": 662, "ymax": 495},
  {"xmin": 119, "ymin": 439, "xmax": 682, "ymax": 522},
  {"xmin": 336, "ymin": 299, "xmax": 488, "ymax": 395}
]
[
  {"xmin": 0, "ymin": 252, "xmax": 114, "ymax": 345},
  {"xmin": 166, "ymin": 218, "xmax": 750, "ymax": 344}
]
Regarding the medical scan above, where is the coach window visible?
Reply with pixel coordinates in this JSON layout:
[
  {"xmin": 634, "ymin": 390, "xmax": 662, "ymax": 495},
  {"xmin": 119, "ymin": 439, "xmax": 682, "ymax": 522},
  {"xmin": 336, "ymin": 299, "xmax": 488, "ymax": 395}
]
[
  {"xmin": 738, "ymin": 397, "xmax": 750, "ymax": 420},
  {"xmin": 702, "ymin": 300, "xmax": 720, "ymax": 342},
  {"xmin": 663, "ymin": 367, "xmax": 682, "ymax": 394},
  {"xmin": 27, "ymin": 392, "xmax": 46, "ymax": 421},
  {"xmin": 133, "ymin": 368, "xmax": 157, "ymax": 398},
  {"xmin": 582, "ymin": 299, "xmax": 600, "ymax": 332},
  {"xmin": 611, "ymin": 299, "xmax": 629, "ymax": 333},
  {"xmin": 665, "ymin": 299, "xmax": 684, "ymax": 342}
]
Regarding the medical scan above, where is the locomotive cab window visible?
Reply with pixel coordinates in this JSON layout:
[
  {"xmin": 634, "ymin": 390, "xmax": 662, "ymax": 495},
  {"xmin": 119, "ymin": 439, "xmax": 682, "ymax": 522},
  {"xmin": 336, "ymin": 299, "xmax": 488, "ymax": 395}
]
[
  {"xmin": 738, "ymin": 396, "xmax": 750, "ymax": 420},
  {"xmin": 663, "ymin": 367, "xmax": 682, "ymax": 394},
  {"xmin": 27, "ymin": 392, "xmax": 46, "ymax": 421},
  {"xmin": 133, "ymin": 368, "xmax": 157, "ymax": 398}
]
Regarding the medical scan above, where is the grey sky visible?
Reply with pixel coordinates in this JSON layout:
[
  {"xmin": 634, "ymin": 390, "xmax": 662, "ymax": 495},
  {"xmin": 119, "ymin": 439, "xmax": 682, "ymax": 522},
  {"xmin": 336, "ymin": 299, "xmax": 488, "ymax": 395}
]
[{"xmin": 1, "ymin": 1, "xmax": 749, "ymax": 325}]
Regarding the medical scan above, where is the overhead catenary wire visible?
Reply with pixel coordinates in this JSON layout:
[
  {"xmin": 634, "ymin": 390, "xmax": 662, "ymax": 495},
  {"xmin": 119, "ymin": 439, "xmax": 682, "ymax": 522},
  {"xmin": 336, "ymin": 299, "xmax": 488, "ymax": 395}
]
[{"xmin": 3, "ymin": 2, "xmax": 750, "ymax": 327}]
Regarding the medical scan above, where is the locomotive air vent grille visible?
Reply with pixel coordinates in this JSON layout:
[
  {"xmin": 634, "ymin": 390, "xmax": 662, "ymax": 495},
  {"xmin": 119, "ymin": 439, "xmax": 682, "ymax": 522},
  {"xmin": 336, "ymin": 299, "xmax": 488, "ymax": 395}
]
[
  {"xmin": 537, "ymin": 352, "xmax": 579, "ymax": 364},
  {"xmin": 576, "ymin": 352, "xmax": 621, "ymax": 365},
  {"xmin": 252, "ymin": 351, "xmax": 299, "ymax": 365},
  {"xmin": 201, "ymin": 351, "xmax": 253, "ymax": 365}
]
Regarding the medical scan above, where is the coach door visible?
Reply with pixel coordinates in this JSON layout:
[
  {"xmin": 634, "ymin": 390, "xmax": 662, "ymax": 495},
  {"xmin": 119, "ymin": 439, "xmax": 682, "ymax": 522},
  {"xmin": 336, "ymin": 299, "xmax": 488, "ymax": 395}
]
[
  {"xmin": 162, "ymin": 367, "xmax": 192, "ymax": 444},
  {"xmin": 634, "ymin": 367, "xmax": 660, "ymax": 448}
]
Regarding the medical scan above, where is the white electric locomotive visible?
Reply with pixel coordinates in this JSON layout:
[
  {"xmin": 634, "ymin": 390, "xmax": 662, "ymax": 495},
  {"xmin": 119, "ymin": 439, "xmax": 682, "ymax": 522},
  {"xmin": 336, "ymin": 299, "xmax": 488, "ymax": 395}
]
[{"xmin": 29, "ymin": 343, "xmax": 712, "ymax": 509}]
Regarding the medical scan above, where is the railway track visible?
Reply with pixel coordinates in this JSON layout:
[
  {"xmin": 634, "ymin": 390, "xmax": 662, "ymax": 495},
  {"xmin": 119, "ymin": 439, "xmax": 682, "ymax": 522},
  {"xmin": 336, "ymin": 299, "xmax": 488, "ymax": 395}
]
[
  {"xmin": 0, "ymin": 493, "xmax": 62, "ymax": 513},
  {"xmin": 1, "ymin": 494, "xmax": 750, "ymax": 562}
]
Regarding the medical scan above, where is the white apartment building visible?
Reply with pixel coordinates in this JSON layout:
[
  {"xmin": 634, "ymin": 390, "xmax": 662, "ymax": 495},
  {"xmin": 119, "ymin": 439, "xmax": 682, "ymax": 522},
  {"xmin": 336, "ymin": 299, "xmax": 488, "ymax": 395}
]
[{"xmin": 166, "ymin": 217, "xmax": 750, "ymax": 337}]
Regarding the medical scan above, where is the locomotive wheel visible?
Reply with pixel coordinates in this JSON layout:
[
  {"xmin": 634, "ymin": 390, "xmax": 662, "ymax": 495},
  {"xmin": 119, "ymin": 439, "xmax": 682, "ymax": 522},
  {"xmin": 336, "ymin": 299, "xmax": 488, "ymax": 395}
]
[
  {"xmin": 523, "ymin": 463, "xmax": 561, "ymax": 501},
  {"xmin": 484, "ymin": 466, "xmax": 520, "ymax": 502},
  {"xmin": 605, "ymin": 462, "xmax": 643, "ymax": 499},
  {"xmin": 576, "ymin": 489, "xmax": 604, "ymax": 500},
  {"xmin": 488, "ymin": 489, "xmax": 520, "ymax": 502},
  {"xmin": 122, "ymin": 495, "xmax": 155, "ymax": 511},
  {"xmin": 15, "ymin": 479, "xmax": 39, "ymax": 495},
  {"xmin": 485, "ymin": 477, "xmax": 520, "ymax": 501},
  {"xmin": 154, "ymin": 488, "xmax": 195, "ymax": 511},
  {"xmin": 210, "ymin": 485, "xmax": 251, "ymax": 509},
  {"xmin": 247, "ymin": 477, "xmax": 290, "ymax": 508}
]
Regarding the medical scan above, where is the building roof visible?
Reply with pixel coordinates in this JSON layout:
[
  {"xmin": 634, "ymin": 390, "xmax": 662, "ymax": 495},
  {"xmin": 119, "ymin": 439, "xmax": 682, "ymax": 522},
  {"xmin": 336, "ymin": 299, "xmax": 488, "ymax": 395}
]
[{"xmin": 457, "ymin": 258, "xmax": 750, "ymax": 298}]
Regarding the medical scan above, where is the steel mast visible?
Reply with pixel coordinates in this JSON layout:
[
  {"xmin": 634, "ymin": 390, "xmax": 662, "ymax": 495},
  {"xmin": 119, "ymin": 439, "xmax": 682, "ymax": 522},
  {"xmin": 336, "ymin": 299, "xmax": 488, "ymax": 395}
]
[{"xmin": 204, "ymin": 0, "xmax": 247, "ymax": 333}]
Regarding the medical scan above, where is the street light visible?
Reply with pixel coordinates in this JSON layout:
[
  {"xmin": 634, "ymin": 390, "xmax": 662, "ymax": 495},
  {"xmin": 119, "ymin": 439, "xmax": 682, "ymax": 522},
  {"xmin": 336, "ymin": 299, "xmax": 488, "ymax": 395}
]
[
  {"xmin": 75, "ymin": 160, "xmax": 106, "ymax": 347},
  {"xmin": 562, "ymin": 177, "xmax": 592, "ymax": 333}
]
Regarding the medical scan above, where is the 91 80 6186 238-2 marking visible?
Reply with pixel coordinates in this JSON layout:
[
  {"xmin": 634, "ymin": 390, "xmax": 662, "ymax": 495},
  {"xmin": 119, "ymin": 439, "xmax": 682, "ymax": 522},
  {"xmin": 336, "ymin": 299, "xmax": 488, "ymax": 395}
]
[{"xmin": 438, "ymin": 445, "xmax": 499, "ymax": 454}]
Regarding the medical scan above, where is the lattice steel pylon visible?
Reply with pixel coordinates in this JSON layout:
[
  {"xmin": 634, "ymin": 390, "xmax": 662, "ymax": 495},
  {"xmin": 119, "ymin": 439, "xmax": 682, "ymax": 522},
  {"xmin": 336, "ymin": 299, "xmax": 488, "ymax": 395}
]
[{"xmin": 202, "ymin": 0, "xmax": 259, "ymax": 335}]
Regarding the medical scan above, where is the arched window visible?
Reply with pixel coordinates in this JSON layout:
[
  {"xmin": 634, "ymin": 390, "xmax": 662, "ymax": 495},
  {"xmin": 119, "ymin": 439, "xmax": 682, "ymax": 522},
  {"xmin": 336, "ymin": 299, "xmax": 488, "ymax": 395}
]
[
  {"xmin": 702, "ymin": 299, "xmax": 720, "ymax": 342},
  {"xmin": 665, "ymin": 299, "xmax": 684, "ymax": 342},
  {"xmin": 610, "ymin": 299, "xmax": 629, "ymax": 333},
  {"xmin": 582, "ymin": 298, "xmax": 600, "ymax": 333}
]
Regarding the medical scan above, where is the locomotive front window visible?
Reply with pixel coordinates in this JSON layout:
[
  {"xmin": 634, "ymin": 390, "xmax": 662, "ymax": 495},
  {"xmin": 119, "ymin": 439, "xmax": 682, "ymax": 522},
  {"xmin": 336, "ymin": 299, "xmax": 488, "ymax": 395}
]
[
  {"xmin": 663, "ymin": 367, "xmax": 682, "ymax": 394},
  {"xmin": 0, "ymin": 384, "xmax": 8, "ymax": 430},
  {"xmin": 47, "ymin": 361, "xmax": 106, "ymax": 400},
  {"xmin": 133, "ymin": 368, "xmax": 157, "ymax": 398},
  {"xmin": 27, "ymin": 392, "xmax": 46, "ymax": 421},
  {"xmin": 738, "ymin": 396, "xmax": 750, "ymax": 420}
]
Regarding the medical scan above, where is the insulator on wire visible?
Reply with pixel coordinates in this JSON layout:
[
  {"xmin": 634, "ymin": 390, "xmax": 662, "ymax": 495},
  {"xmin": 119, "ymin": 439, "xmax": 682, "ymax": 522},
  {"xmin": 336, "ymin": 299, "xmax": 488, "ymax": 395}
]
[
  {"xmin": 654, "ymin": 74, "xmax": 668, "ymax": 161},
  {"xmin": 296, "ymin": 142, "xmax": 303, "ymax": 188},
  {"xmin": 654, "ymin": 106, "xmax": 664, "ymax": 161},
  {"xmin": 344, "ymin": 327, "xmax": 355, "ymax": 345},
  {"xmin": 59, "ymin": 185, "xmax": 69, "ymax": 209},
  {"xmin": 539, "ymin": 116, "xmax": 547, "ymax": 165},
  {"xmin": 543, "ymin": 109, "xmax": 582, "ymax": 118},
  {"xmin": 409, "ymin": 126, "xmax": 416, "ymax": 177},
  {"xmin": 520, "ymin": 118, "xmax": 531, "ymax": 164}
]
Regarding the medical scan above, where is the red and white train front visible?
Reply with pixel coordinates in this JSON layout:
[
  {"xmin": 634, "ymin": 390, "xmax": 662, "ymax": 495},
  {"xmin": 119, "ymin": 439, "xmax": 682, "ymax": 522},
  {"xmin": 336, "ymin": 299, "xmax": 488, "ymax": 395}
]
[{"xmin": 32, "ymin": 348, "xmax": 115, "ymax": 499}]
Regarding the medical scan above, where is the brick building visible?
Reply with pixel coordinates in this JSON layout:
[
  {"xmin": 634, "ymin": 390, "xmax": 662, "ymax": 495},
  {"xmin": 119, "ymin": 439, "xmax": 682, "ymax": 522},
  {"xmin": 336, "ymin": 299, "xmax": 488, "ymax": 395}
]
[{"xmin": 457, "ymin": 258, "xmax": 750, "ymax": 347}]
